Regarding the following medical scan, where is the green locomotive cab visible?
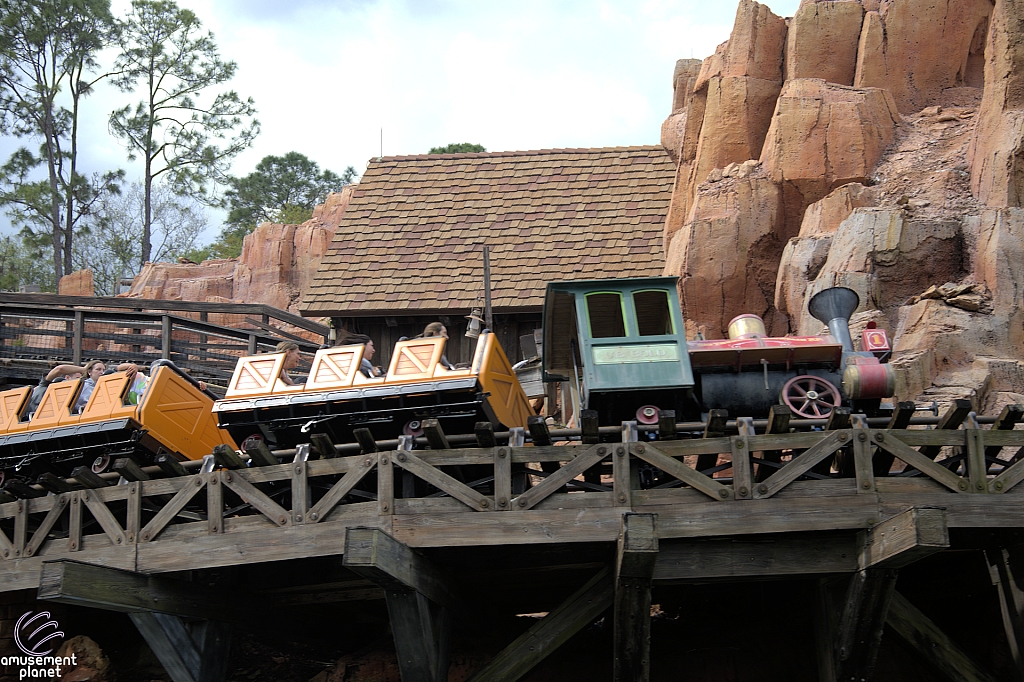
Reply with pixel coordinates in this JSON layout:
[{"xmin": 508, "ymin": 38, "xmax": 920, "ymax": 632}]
[{"xmin": 542, "ymin": 277, "xmax": 697, "ymax": 425}]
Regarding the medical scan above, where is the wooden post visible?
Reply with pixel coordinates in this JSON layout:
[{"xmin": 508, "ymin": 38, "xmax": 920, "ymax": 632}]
[
  {"xmin": 614, "ymin": 513, "xmax": 657, "ymax": 682},
  {"xmin": 756, "ymin": 405, "xmax": 791, "ymax": 482},
  {"xmin": 130, "ymin": 612, "xmax": 232, "ymax": 682},
  {"xmin": 344, "ymin": 528, "xmax": 459, "ymax": 682},
  {"xmin": 834, "ymin": 568, "xmax": 898, "ymax": 681},
  {"xmin": 467, "ymin": 567, "xmax": 613, "ymax": 682},
  {"xmin": 581, "ymin": 409, "xmax": 600, "ymax": 445},
  {"xmin": 247, "ymin": 333, "xmax": 257, "ymax": 356},
  {"xmin": 986, "ymin": 546, "xmax": 1024, "ymax": 681},
  {"xmin": 494, "ymin": 446, "xmax": 511, "ymax": 511},
  {"xmin": 161, "ymin": 315, "xmax": 172, "ymax": 360},
  {"xmin": 886, "ymin": 590, "xmax": 999, "ymax": 682},
  {"xmin": 732, "ymin": 418, "xmax": 755, "ymax": 500},
  {"xmin": 851, "ymin": 415, "xmax": 876, "ymax": 494},
  {"xmin": 73, "ymin": 310, "xmax": 84, "ymax": 365}
]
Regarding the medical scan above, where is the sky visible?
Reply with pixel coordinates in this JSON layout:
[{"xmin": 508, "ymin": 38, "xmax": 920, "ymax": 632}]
[{"xmin": 0, "ymin": 0, "xmax": 801, "ymax": 244}]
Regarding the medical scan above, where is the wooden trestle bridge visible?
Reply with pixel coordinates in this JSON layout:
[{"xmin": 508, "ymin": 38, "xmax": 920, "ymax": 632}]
[{"xmin": 3, "ymin": 404, "xmax": 1024, "ymax": 682}]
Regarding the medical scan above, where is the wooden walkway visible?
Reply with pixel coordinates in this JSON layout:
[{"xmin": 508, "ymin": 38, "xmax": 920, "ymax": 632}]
[{"xmin": 4, "ymin": 410, "xmax": 1024, "ymax": 681}]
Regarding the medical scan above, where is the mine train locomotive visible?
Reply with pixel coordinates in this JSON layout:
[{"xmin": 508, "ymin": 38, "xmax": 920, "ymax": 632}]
[{"xmin": 542, "ymin": 276, "xmax": 896, "ymax": 427}]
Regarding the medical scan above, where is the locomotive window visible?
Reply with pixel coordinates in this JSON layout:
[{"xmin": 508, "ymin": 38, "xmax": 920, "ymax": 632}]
[
  {"xmin": 586, "ymin": 292, "xmax": 627, "ymax": 338},
  {"xmin": 633, "ymin": 290, "xmax": 674, "ymax": 336}
]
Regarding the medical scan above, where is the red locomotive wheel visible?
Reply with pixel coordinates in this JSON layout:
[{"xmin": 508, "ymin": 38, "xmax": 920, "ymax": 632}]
[{"xmin": 781, "ymin": 375, "xmax": 841, "ymax": 419}]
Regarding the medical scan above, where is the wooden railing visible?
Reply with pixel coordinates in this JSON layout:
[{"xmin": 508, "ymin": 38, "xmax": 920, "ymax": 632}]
[
  {"xmin": 2, "ymin": 411, "xmax": 1024, "ymax": 590},
  {"xmin": 0, "ymin": 296, "xmax": 328, "ymax": 386}
]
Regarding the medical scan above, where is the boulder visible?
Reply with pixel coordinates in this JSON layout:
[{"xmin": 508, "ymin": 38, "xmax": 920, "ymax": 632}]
[
  {"xmin": 774, "ymin": 233, "xmax": 833, "ymax": 331},
  {"xmin": 759, "ymin": 79, "xmax": 900, "ymax": 238},
  {"xmin": 785, "ymin": 1, "xmax": 864, "ymax": 85},
  {"xmin": 665, "ymin": 176, "xmax": 786, "ymax": 338},
  {"xmin": 792, "ymin": 209, "xmax": 964, "ymax": 334},
  {"xmin": 798, "ymin": 183, "xmax": 878, "ymax": 236},
  {"xmin": 54, "ymin": 635, "xmax": 113, "ymax": 682},
  {"xmin": 854, "ymin": 0, "xmax": 995, "ymax": 113},
  {"xmin": 58, "ymin": 270, "xmax": 94, "ymax": 297},
  {"xmin": 968, "ymin": 0, "xmax": 1024, "ymax": 208}
]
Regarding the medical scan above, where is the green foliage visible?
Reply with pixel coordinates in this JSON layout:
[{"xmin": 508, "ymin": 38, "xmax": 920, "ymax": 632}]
[
  {"xmin": 224, "ymin": 152, "xmax": 356, "ymax": 230},
  {"xmin": 110, "ymin": 0, "xmax": 259, "ymax": 267},
  {"xmin": 0, "ymin": 234, "xmax": 56, "ymax": 292},
  {"xmin": 428, "ymin": 143, "xmax": 487, "ymax": 154},
  {"xmin": 0, "ymin": 0, "xmax": 121, "ymax": 281}
]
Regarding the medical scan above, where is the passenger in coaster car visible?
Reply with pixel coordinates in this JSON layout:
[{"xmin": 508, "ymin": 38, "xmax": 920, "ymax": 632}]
[
  {"xmin": 275, "ymin": 341, "xmax": 304, "ymax": 386},
  {"xmin": 25, "ymin": 364, "xmax": 86, "ymax": 415},
  {"xmin": 422, "ymin": 322, "xmax": 456, "ymax": 370},
  {"xmin": 74, "ymin": 360, "xmax": 140, "ymax": 413},
  {"xmin": 344, "ymin": 334, "xmax": 384, "ymax": 378}
]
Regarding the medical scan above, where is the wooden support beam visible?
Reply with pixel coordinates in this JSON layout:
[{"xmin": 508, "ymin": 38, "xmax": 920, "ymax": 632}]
[
  {"xmin": 343, "ymin": 528, "xmax": 459, "ymax": 682},
  {"xmin": 474, "ymin": 422, "xmax": 496, "ymax": 448},
  {"xmin": 988, "ymin": 405, "xmax": 1024, "ymax": 473},
  {"xmin": 113, "ymin": 457, "xmax": 151, "ymax": 482},
  {"xmin": 69, "ymin": 466, "xmax": 110, "ymax": 489},
  {"xmin": 614, "ymin": 513, "xmax": 657, "ymax": 682},
  {"xmin": 528, "ymin": 415, "xmax": 552, "ymax": 446},
  {"xmin": 875, "ymin": 402, "xmax": 916, "ymax": 475},
  {"xmin": 211, "ymin": 445, "xmax": 245, "ymax": 470},
  {"xmin": 834, "ymin": 568, "xmax": 898, "ymax": 681},
  {"xmin": 156, "ymin": 454, "xmax": 189, "ymax": 478},
  {"xmin": 309, "ymin": 433, "xmax": 337, "ymax": 459},
  {"xmin": 36, "ymin": 472, "xmax": 75, "ymax": 494},
  {"xmin": 130, "ymin": 612, "xmax": 232, "ymax": 682},
  {"xmin": 422, "ymin": 419, "xmax": 450, "ymax": 450},
  {"xmin": 816, "ymin": 407, "xmax": 851, "ymax": 476},
  {"xmin": 654, "ymin": 534, "xmax": 859, "ymax": 581},
  {"xmin": 657, "ymin": 410, "xmax": 676, "ymax": 441},
  {"xmin": 4, "ymin": 479, "xmax": 45, "ymax": 499},
  {"xmin": 986, "ymin": 546, "xmax": 1024, "ymax": 681},
  {"xmin": 859, "ymin": 507, "xmax": 948, "ymax": 570},
  {"xmin": 918, "ymin": 399, "xmax": 973, "ymax": 460},
  {"xmin": 242, "ymin": 439, "xmax": 278, "ymax": 467},
  {"xmin": 887, "ymin": 590, "xmax": 999, "ymax": 682},
  {"xmin": 581, "ymin": 409, "xmax": 600, "ymax": 445},
  {"xmin": 814, "ymin": 577, "xmax": 842, "ymax": 682},
  {"xmin": 343, "ymin": 527, "xmax": 463, "ymax": 614},
  {"xmin": 353, "ymin": 427, "xmax": 379, "ymax": 454},
  {"xmin": 731, "ymin": 418, "xmax": 755, "ymax": 500},
  {"xmin": 467, "ymin": 567, "xmax": 613, "ymax": 682},
  {"xmin": 38, "ymin": 560, "xmax": 251, "ymax": 623},
  {"xmin": 756, "ymin": 405, "xmax": 792, "ymax": 483}
]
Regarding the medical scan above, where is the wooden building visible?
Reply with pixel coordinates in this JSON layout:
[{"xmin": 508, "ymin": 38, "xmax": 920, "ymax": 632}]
[{"xmin": 299, "ymin": 146, "xmax": 675, "ymax": 368}]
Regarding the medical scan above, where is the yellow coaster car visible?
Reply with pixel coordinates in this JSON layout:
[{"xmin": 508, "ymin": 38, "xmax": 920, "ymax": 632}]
[
  {"xmin": 214, "ymin": 332, "xmax": 533, "ymax": 449},
  {"xmin": 0, "ymin": 361, "xmax": 236, "ymax": 482}
]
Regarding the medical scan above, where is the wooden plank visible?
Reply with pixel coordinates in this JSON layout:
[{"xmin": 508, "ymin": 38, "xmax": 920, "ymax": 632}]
[
  {"xmin": 886, "ymin": 590, "xmax": 1000, "ymax": 682},
  {"xmin": 307, "ymin": 453, "xmax": 378, "ymax": 522},
  {"xmin": 613, "ymin": 443, "xmax": 632, "ymax": 507},
  {"xmin": 732, "ymin": 419, "xmax": 755, "ymax": 500},
  {"xmin": 129, "ymin": 612, "xmax": 201, "ymax": 682},
  {"xmin": 528, "ymin": 415, "xmax": 552, "ymax": 446},
  {"xmin": 494, "ymin": 447, "xmax": 511, "ymax": 511},
  {"xmin": 156, "ymin": 454, "xmax": 189, "ymax": 478},
  {"xmin": 513, "ymin": 445, "xmax": 608, "ymax": 511},
  {"xmin": 114, "ymin": 457, "xmax": 151, "ymax": 482},
  {"xmin": 918, "ymin": 399, "xmax": 973, "ymax": 460},
  {"xmin": 873, "ymin": 432, "xmax": 969, "ymax": 492},
  {"xmin": 658, "ymin": 409, "xmax": 676, "ymax": 441},
  {"xmin": 966, "ymin": 428, "xmax": 989, "ymax": 493},
  {"xmin": 385, "ymin": 590, "xmax": 452, "ymax": 682},
  {"xmin": 986, "ymin": 405, "xmax": 1024, "ymax": 473},
  {"xmin": 474, "ymin": 422, "xmax": 496, "ymax": 448},
  {"xmin": 859, "ymin": 507, "xmax": 948, "ymax": 570},
  {"xmin": 834, "ymin": 568, "xmax": 898, "ymax": 681},
  {"xmin": 309, "ymin": 433, "xmax": 337, "ymax": 460},
  {"xmin": 141, "ymin": 475, "xmax": 207, "ymax": 542},
  {"xmin": 422, "ymin": 419, "xmax": 451, "ymax": 450},
  {"xmin": 379, "ymin": 452, "xmax": 394, "ymax": 515},
  {"xmin": 291, "ymin": 460, "xmax": 308, "ymax": 524},
  {"xmin": 39, "ymin": 560, "xmax": 251, "ymax": 622},
  {"xmin": 614, "ymin": 513, "xmax": 657, "ymax": 682},
  {"xmin": 752, "ymin": 430, "xmax": 846, "ymax": 499},
  {"xmin": 126, "ymin": 482, "xmax": 141, "ymax": 544},
  {"xmin": 81, "ymin": 489, "xmax": 127, "ymax": 547},
  {"xmin": 70, "ymin": 466, "xmax": 111, "ymax": 489},
  {"xmin": 343, "ymin": 527, "xmax": 464, "ymax": 614},
  {"xmin": 37, "ymin": 472, "xmax": 75, "ymax": 494},
  {"xmin": 207, "ymin": 471, "xmax": 223, "ymax": 535},
  {"xmin": 986, "ymin": 546, "xmax": 1024, "ymax": 681},
  {"xmin": 24, "ymin": 494, "xmax": 71, "ymax": 558},
  {"xmin": 851, "ymin": 416, "xmax": 876, "ymax": 494},
  {"xmin": 653, "ymin": 534, "xmax": 858, "ymax": 581},
  {"xmin": 395, "ymin": 450, "xmax": 492, "ymax": 511},
  {"xmin": 220, "ymin": 470, "xmax": 290, "ymax": 526},
  {"xmin": 875, "ymin": 402, "xmax": 916, "ymax": 475},
  {"xmin": 243, "ymin": 439, "xmax": 279, "ymax": 467},
  {"xmin": 68, "ymin": 492, "xmax": 82, "ymax": 552},
  {"xmin": 577, "ymin": 409, "xmax": 599, "ymax": 445},
  {"xmin": 631, "ymin": 443, "xmax": 732, "ymax": 501},
  {"xmin": 466, "ymin": 567, "xmax": 614, "ymax": 682},
  {"xmin": 354, "ymin": 427, "xmax": 379, "ymax": 453},
  {"xmin": 814, "ymin": 578, "xmax": 842, "ymax": 682},
  {"xmin": 756, "ymin": 405, "xmax": 792, "ymax": 483},
  {"xmin": 212, "ymin": 444, "xmax": 246, "ymax": 470}
]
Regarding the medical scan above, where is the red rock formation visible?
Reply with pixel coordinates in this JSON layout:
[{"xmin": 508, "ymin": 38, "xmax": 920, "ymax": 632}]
[
  {"xmin": 122, "ymin": 185, "xmax": 355, "ymax": 315},
  {"xmin": 58, "ymin": 269, "xmax": 94, "ymax": 296},
  {"xmin": 785, "ymin": 1, "xmax": 864, "ymax": 85}
]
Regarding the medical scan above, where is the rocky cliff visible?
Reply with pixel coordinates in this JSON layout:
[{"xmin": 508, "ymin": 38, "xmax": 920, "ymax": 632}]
[
  {"xmin": 122, "ymin": 186, "xmax": 355, "ymax": 319},
  {"xmin": 663, "ymin": 0, "xmax": 1024, "ymax": 413}
]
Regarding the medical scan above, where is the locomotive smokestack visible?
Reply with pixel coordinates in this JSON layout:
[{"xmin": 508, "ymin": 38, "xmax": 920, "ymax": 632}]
[{"xmin": 808, "ymin": 287, "xmax": 860, "ymax": 353}]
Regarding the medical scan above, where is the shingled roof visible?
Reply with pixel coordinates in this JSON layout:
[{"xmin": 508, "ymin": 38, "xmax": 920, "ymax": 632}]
[{"xmin": 300, "ymin": 145, "xmax": 674, "ymax": 317}]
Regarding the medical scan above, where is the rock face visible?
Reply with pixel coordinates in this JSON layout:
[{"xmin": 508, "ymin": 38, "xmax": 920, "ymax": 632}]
[
  {"xmin": 58, "ymin": 269, "xmax": 94, "ymax": 297},
  {"xmin": 662, "ymin": 0, "xmax": 1024, "ymax": 408},
  {"xmin": 122, "ymin": 186, "xmax": 355, "ymax": 316}
]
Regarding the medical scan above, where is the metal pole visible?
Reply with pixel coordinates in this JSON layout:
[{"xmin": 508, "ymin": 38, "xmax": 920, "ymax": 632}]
[{"xmin": 483, "ymin": 246, "xmax": 493, "ymax": 330}]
